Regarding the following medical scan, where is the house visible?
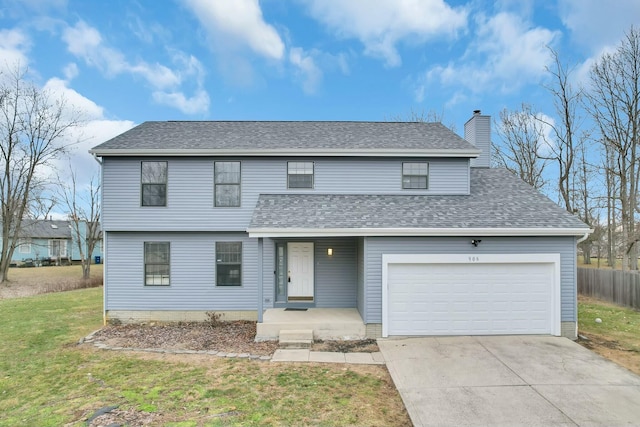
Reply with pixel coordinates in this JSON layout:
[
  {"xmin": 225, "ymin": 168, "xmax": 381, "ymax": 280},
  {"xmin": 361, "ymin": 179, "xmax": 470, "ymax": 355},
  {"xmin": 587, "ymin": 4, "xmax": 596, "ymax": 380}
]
[
  {"xmin": 89, "ymin": 111, "xmax": 590, "ymax": 340},
  {"xmin": 9, "ymin": 219, "xmax": 102, "ymax": 266}
]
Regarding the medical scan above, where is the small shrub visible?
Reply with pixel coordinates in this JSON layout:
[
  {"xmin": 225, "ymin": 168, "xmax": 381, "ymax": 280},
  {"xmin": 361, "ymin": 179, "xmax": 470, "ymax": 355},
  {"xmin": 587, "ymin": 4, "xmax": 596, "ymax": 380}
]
[{"xmin": 205, "ymin": 311, "xmax": 223, "ymax": 328}]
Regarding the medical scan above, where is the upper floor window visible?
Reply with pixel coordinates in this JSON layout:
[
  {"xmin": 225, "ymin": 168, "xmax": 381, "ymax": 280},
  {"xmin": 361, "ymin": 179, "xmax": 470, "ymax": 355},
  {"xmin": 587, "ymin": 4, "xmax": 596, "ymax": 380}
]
[
  {"xmin": 144, "ymin": 242, "xmax": 170, "ymax": 286},
  {"xmin": 216, "ymin": 242, "xmax": 242, "ymax": 286},
  {"xmin": 288, "ymin": 161, "xmax": 314, "ymax": 189},
  {"xmin": 141, "ymin": 161, "xmax": 167, "ymax": 206},
  {"xmin": 402, "ymin": 162, "xmax": 429, "ymax": 189},
  {"xmin": 214, "ymin": 161, "xmax": 241, "ymax": 207}
]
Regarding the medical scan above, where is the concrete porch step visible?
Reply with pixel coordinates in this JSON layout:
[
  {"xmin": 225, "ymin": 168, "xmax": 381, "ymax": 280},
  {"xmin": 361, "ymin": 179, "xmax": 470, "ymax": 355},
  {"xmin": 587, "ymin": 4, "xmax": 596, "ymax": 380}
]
[{"xmin": 279, "ymin": 329, "xmax": 314, "ymax": 349}]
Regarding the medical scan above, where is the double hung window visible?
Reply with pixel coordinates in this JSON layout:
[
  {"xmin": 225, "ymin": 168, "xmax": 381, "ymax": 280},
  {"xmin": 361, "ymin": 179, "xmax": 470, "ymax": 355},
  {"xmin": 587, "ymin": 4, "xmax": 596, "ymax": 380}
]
[
  {"xmin": 216, "ymin": 242, "xmax": 242, "ymax": 286},
  {"xmin": 144, "ymin": 242, "xmax": 170, "ymax": 285},
  {"xmin": 287, "ymin": 162, "xmax": 314, "ymax": 189},
  {"xmin": 141, "ymin": 161, "xmax": 168, "ymax": 206},
  {"xmin": 214, "ymin": 162, "xmax": 241, "ymax": 207},
  {"xmin": 402, "ymin": 162, "xmax": 429, "ymax": 189}
]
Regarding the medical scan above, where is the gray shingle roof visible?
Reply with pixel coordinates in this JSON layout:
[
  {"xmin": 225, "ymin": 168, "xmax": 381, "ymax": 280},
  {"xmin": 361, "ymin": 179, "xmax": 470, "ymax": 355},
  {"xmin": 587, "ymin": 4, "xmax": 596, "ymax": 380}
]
[
  {"xmin": 19, "ymin": 220, "xmax": 71, "ymax": 239},
  {"xmin": 90, "ymin": 121, "xmax": 478, "ymax": 153},
  {"xmin": 248, "ymin": 168, "xmax": 588, "ymax": 233}
]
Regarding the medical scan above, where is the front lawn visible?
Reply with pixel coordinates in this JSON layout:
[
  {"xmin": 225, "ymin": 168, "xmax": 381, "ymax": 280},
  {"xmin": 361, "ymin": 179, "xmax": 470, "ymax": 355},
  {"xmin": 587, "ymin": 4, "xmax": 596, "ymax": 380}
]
[
  {"xmin": 578, "ymin": 295, "xmax": 640, "ymax": 375},
  {"xmin": 0, "ymin": 287, "xmax": 409, "ymax": 426}
]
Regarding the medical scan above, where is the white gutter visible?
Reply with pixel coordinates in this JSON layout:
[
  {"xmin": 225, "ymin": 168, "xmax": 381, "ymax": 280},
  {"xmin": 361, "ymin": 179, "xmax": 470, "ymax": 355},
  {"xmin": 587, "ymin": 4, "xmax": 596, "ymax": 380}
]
[
  {"xmin": 91, "ymin": 152, "xmax": 102, "ymax": 165},
  {"xmin": 576, "ymin": 231, "xmax": 592, "ymax": 244},
  {"xmin": 247, "ymin": 227, "xmax": 594, "ymax": 238},
  {"xmin": 88, "ymin": 147, "xmax": 481, "ymax": 158}
]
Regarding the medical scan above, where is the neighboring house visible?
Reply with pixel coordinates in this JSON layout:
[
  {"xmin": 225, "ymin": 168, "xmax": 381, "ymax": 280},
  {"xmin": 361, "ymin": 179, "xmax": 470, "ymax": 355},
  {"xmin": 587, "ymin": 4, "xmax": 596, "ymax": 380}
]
[
  {"xmin": 90, "ymin": 111, "xmax": 590, "ymax": 339},
  {"xmin": 6, "ymin": 219, "xmax": 103, "ymax": 265}
]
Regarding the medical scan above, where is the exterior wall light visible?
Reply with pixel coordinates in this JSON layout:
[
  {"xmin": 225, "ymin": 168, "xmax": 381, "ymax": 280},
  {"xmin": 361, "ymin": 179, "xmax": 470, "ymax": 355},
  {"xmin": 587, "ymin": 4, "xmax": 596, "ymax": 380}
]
[
  {"xmin": 471, "ymin": 239, "xmax": 482, "ymax": 247},
  {"xmin": 327, "ymin": 248, "xmax": 333, "ymax": 256}
]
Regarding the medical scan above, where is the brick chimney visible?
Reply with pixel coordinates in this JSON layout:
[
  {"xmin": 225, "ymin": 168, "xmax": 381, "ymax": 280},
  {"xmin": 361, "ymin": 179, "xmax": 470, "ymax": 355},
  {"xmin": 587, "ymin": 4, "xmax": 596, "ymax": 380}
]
[{"xmin": 464, "ymin": 110, "xmax": 491, "ymax": 168}]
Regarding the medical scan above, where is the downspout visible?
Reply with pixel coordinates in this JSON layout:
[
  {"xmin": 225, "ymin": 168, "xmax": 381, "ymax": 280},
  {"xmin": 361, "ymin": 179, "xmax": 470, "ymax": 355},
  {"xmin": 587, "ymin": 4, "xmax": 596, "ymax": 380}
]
[
  {"xmin": 91, "ymin": 151, "xmax": 106, "ymax": 324},
  {"xmin": 574, "ymin": 230, "xmax": 592, "ymax": 339},
  {"xmin": 576, "ymin": 232, "xmax": 591, "ymax": 244}
]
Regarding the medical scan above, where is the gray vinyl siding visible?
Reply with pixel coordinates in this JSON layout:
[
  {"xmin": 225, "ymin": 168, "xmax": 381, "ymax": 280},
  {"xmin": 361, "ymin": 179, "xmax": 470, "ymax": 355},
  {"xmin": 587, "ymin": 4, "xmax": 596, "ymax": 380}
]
[
  {"xmin": 465, "ymin": 114, "xmax": 491, "ymax": 168},
  {"xmin": 314, "ymin": 238, "xmax": 357, "ymax": 308},
  {"xmin": 357, "ymin": 237, "xmax": 365, "ymax": 319},
  {"xmin": 105, "ymin": 231, "xmax": 259, "ymax": 311},
  {"xmin": 262, "ymin": 238, "xmax": 275, "ymax": 308},
  {"xmin": 102, "ymin": 157, "xmax": 469, "ymax": 231},
  {"xmin": 364, "ymin": 236, "xmax": 577, "ymax": 324},
  {"xmin": 258, "ymin": 237, "xmax": 357, "ymax": 308}
]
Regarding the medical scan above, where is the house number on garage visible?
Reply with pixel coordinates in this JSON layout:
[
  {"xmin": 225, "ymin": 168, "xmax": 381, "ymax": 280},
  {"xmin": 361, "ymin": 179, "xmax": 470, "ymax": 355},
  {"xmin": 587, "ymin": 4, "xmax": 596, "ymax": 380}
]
[{"xmin": 468, "ymin": 256, "xmax": 480, "ymax": 262}]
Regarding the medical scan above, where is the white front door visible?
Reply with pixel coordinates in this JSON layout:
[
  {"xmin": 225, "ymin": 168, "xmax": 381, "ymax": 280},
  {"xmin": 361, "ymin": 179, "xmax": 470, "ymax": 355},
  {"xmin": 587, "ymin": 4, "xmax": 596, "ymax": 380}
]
[{"xmin": 287, "ymin": 242, "xmax": 314, "ymax": 301}]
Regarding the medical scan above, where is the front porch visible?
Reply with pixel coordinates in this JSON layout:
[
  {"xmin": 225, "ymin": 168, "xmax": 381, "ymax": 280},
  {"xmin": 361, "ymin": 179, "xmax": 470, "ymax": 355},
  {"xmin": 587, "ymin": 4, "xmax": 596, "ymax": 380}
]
[{"xmin": 255, "ymin": 308, "xmax": 366, "ymax": 341}]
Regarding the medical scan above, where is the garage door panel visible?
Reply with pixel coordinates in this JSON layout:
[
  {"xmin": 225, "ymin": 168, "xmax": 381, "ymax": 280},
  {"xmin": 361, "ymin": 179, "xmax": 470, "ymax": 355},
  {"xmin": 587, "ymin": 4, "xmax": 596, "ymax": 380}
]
[{"xmin": 387, "ymin": 261, "xmax": 555, "ymax": 336}]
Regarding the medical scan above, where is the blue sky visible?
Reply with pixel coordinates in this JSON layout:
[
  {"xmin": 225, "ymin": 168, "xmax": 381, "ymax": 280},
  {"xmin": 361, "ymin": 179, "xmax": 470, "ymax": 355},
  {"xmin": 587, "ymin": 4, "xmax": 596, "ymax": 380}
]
[{"xmin": 1, "ymin": 0, "xmax": 639, "ymax": 199}]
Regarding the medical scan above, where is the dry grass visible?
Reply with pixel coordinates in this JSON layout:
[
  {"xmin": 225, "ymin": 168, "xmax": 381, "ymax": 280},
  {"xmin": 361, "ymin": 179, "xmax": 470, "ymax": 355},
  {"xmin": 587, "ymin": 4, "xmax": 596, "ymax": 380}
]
[
  {"xmin": 0, "ymin": 287, "xmax": 411, "ymax": 426},
  {"xmin": 578, "ymin": 295, "xmax": 640, "ymax": 376},
  {"xmin": 0, "ymin": 264, "xmax": 103, "ymax": 299}
]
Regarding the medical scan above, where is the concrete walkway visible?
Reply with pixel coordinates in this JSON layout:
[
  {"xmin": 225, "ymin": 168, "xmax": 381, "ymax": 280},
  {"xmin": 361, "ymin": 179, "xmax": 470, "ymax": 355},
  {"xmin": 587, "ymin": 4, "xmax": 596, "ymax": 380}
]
[
  {"xmin": 379, "ymin": 335, "xmax": 640, "ymax": 427},
  {"xmin": 271, "ymin": 349, "xmax": 385, "ymax": 364}
]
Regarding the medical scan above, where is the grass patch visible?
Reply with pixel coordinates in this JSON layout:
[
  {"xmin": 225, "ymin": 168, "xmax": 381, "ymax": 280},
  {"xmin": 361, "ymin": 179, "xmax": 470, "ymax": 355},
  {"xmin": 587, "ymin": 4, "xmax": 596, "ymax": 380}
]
[
  {"xmin": 578, "ymin": 295, "xmax": 640, "ymax": 375},
  {"xmin": 0, "ymin": 287, "xmax": 410, "ymax": 426},
  {"xmin": 0, "ymin": 265, "xmax": 103, "ymax": 298}
]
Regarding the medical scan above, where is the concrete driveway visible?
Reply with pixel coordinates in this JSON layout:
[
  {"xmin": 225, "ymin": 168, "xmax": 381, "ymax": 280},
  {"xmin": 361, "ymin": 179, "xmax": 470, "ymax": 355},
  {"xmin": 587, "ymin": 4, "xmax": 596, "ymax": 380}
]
[{"xmin": 378, "ymin": 336, "xmax": 640, "ymax": 427}]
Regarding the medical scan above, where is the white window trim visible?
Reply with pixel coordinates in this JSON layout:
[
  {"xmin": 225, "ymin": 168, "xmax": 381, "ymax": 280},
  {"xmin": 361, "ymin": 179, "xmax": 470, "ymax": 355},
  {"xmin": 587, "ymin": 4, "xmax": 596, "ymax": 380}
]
[
  {"xmin": 18, "ymin": 238, "xmax": 31, "ymax": 254},
  {"xmin": 287, "ymin": 161, "xmax": 314, "ymax": 189},
  {"xmin": 48, "ymin": 239, "xmax": 68, "ymax": 258},
  {"xmin": 402, "ymin": 162, "xmax": 429, "ymax": 190}
]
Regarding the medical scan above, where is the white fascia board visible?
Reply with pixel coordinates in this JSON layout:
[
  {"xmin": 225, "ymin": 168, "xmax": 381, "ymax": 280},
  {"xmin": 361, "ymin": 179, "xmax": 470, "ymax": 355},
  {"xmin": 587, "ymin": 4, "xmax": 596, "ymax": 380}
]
[
  {"xmin": 247, "ymin": 227, "xmax": 593, "ymax": 238},
  {"xmin": 88, "ymin": 148, "xmax": 481, "ymax": 158}
]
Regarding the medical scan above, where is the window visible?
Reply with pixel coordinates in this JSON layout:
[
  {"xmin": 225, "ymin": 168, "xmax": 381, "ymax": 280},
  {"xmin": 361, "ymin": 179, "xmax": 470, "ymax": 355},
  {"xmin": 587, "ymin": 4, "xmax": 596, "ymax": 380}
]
[
  {"xmin": 144, "ymin": 242, "xmax": 170, "ymax": 285},
  {"xmin": 49, "ymin": 239, "xmax": 67, "ymax": 258},
  {"xmin": 214, "ymin": 161, "xmax": 241, "ymax": 207},
  {"xmin": 287, "ymin": 161, "xmax": 314, "ymax": 189},
  {"xmin": 18, "ymin": 238, "xmax": 31, "ymax": 254},
  {"xmin": 402, "ymin": 162, "xmax": 429, "ymax": 189},
  {"xmin": 141, "ymin": 161, "xmax": 167, "ymax": 206},
  {"xmin": 216, "ymin": 242, "xmax": 242, "ymax": 286}
]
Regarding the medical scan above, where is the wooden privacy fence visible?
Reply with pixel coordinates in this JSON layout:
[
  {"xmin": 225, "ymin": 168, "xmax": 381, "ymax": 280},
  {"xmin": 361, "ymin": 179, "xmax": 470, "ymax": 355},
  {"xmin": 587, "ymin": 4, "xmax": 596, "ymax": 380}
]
[{"xmin": 578, "ymin": 268, "xmax": 640, "ymax": 310}]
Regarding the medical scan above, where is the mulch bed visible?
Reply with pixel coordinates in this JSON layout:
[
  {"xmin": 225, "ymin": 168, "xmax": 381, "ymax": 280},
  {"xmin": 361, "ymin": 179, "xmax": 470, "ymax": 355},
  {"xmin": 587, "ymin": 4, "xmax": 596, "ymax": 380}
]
[
  {"xmin": 91, "ymin": 321, "xmax": 278, "ymax": 356},
  {"xmin": 90, "ymin": 321, "xmax": 379, "ymax": 356}
]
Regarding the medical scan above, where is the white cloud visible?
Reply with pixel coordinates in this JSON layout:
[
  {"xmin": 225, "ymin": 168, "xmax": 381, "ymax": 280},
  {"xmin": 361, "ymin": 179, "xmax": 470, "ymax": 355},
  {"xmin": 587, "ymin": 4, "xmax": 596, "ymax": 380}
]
[
  {"xmin": 301, "ymin": 0, "xmax": 468, "ymax": 67},
  {"xmin": 44, "ymin": 77, "xmax": 104, "ymax": 119},
  {"xmin": 62, "ymin": 62, "xmax": 78, "ymax": 80},
  {"xmin": 0, "ymin": 28, "xmax": 30, "ymax": 73},
  {"xmin": 61, "ymin": 20, "xmax": 208, "ymax": 114},
  {"xmin": 417, "ymin": 11, "xmax": 559, "ymax": 99},
  {"xmin": 559, "ymin": 0, "xmax": 640, "ymax": 54},
  {"xmin": 42, "ymin": 76, "xmax": 135, "ymax": 189},
  {"xmin": 182, "ymin": 0, "xmax": 285, "ymax": 60},
  {"xmin": 152, "ymin": 89, "xmax": 210, "ymax": 115},
  {"xmin": 289, "ymin": 47, "xmax": 322, "ymax": 94}
]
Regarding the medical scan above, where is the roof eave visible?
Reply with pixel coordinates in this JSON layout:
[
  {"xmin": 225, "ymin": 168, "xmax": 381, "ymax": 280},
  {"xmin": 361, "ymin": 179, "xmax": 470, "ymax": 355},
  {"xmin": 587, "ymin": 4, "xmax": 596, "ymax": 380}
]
[
  {"xmin": 88, "ymin": 148, "xmax": 481, "ymax": 158},
  {"xmin": 246, "ymin": 227, "xmax": 593, "ymax": 238}
]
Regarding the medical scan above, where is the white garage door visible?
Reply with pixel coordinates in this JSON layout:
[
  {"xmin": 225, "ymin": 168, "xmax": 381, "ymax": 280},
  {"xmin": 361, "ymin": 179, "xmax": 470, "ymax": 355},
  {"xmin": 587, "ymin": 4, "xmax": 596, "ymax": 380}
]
[{"xmin": 383, "ymin": 254, "xmax": 560, "ymax": 336}]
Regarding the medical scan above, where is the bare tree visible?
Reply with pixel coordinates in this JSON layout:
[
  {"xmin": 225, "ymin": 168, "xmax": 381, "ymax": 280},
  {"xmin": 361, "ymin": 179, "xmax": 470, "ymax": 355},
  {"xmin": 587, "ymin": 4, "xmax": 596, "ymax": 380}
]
[
  {"xmin": 574, "ymin": 141, "xmax": 601, "ymax": 263},
  {"xmin": 492, "ymin": 104, "xmax": 548, "ymax": 190},
  {"xmin": 0, "ymin": 66, "xmax": 82, "ymax": 282},
  {"xmin": 386, "ymin": 107, "xmax": 456, "ymax": 132},
  {"xmin": 58, "ymin": 167, "xmax": 101, "ymax": 280},
  {"xmin": 539, "ymin": 47, "xmax": 586, "ymax": 213},
  {"xmin": 586, "ymin": 26, "xmax": 640, "ymax": 270}
]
